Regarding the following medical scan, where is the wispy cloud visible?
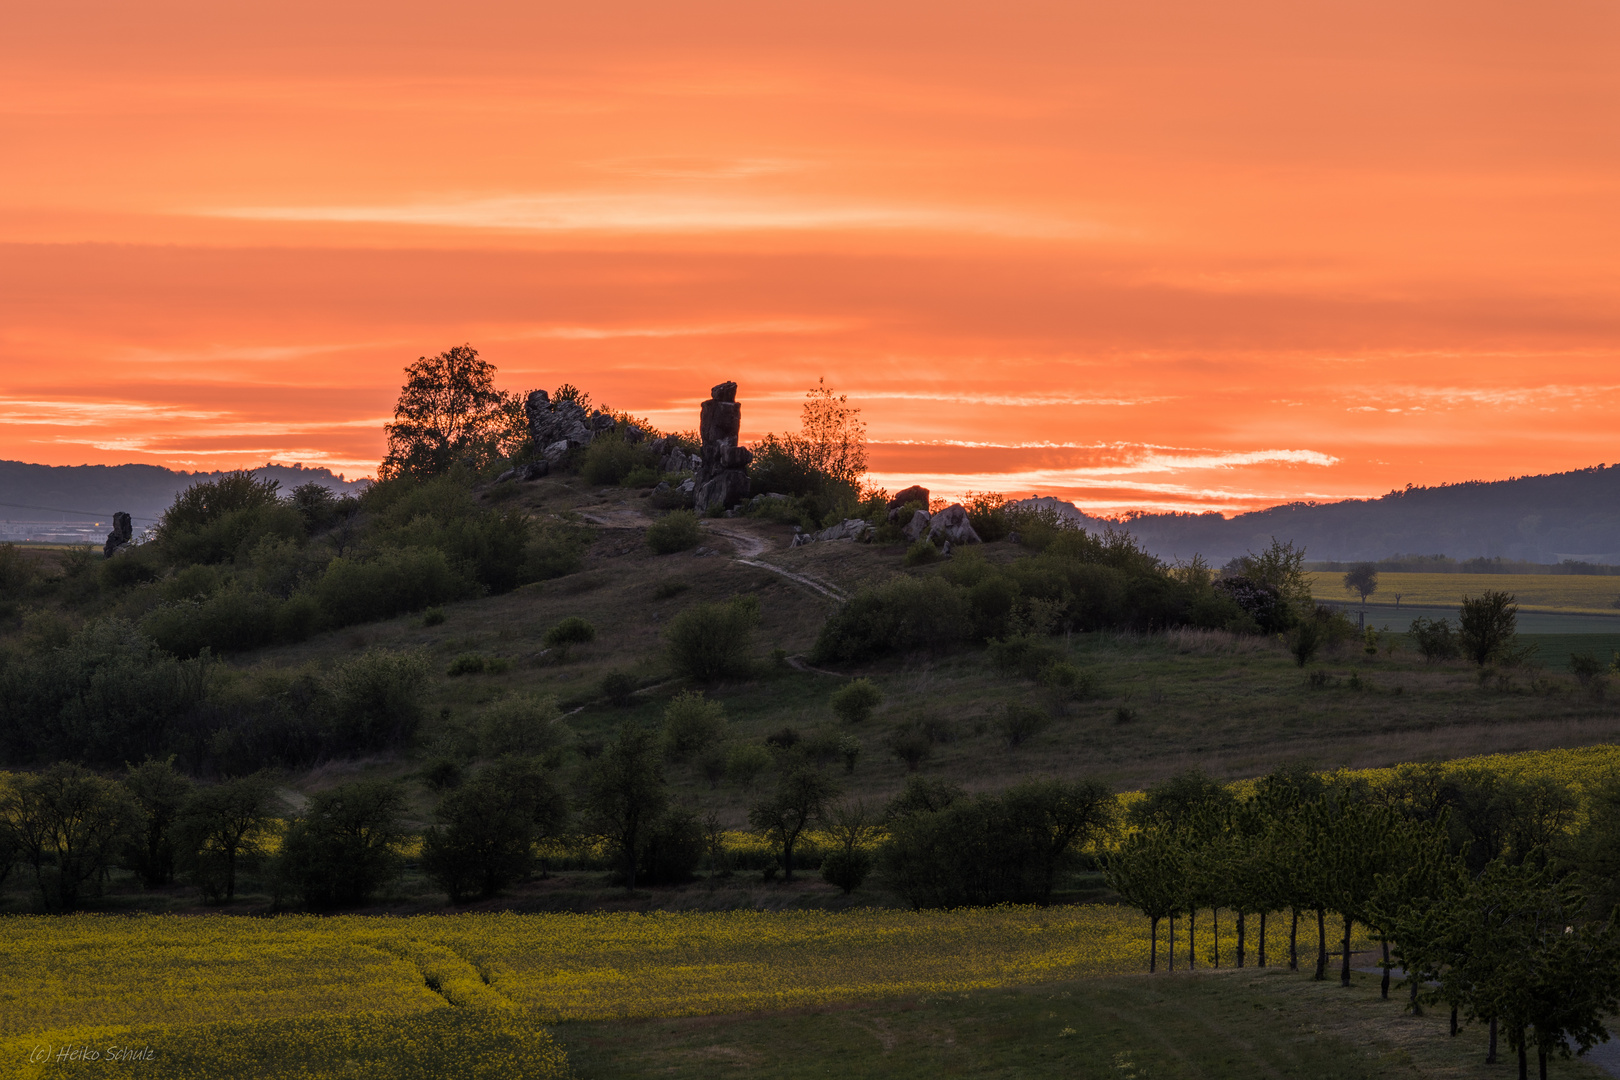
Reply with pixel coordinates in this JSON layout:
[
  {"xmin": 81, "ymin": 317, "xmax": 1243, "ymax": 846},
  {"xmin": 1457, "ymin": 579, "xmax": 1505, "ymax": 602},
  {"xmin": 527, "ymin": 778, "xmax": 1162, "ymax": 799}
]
[
  {"xmin": 875, "ymin": 442, "xmax": 1339, "ymax": 474},
  {"xmin": 511, "ymin": 320, "xmax": 854, "ymax": 340},
  {"xmin": 857, "ymin": 391, "xmax": 1178, "ymax": 407},
  {"xmin": 0, "ymin": 399, "xmax": 227, "ymax": 425},
  {"xmin": 202, "ymin": 192, "xmax": 1091, "ymax": 238}
]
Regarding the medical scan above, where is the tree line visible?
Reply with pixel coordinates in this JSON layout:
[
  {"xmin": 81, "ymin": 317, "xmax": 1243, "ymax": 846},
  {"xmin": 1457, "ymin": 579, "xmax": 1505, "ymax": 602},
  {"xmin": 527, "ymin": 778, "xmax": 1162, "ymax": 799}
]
[{"xmin": 1107, "ymin": 765, "xmax": 1620, "ymax": 1080}]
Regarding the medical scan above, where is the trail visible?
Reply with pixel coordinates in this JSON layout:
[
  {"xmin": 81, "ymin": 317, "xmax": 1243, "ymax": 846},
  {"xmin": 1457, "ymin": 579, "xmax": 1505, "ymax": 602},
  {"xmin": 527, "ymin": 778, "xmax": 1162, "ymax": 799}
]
[{"xmin": 703, "ymin": 522, "xmax": 850, "ymax": 602}]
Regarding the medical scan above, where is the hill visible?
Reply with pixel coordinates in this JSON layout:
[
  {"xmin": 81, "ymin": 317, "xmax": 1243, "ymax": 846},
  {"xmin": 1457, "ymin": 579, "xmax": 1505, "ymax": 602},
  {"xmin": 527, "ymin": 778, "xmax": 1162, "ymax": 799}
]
[
  {"xmin": 0, "ymin": 459, "xmax": 369, "ymax": 542},
  {"xmin": 1013, "ymin": 463, "xmax": 1620, "ymax": 565}
]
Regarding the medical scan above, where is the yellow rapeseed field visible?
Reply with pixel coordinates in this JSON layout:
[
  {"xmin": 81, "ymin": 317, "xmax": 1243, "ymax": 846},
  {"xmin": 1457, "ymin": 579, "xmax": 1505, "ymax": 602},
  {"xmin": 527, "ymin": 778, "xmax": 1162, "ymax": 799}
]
[{"xmin": 1308, "ymin": 571, "xmax": 1620, "ymax": 615}]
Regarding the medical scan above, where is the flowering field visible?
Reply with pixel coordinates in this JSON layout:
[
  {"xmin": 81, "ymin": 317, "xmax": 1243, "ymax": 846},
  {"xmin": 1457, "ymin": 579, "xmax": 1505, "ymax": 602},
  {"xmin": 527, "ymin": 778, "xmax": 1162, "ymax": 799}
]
[
  {"xmin": 1307, "ymin": 571, "xmax": 1620, "ymax": 615},
  {"xmin": 0, "ymin": 905, "xmax": 1331, "ymax": 1079}
]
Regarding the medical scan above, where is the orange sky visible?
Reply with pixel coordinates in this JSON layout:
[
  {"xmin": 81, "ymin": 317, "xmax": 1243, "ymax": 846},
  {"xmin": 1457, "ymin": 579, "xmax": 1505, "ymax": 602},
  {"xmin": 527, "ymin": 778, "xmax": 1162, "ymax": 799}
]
[{"xmin": 3, "ymin": 0, "xmax": 1617, "ymax": 513}]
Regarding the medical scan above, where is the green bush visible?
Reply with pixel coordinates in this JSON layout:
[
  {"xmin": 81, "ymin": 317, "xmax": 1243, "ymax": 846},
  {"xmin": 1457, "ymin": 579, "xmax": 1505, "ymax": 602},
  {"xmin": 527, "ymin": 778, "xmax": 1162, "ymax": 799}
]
[
  {"xmin": 986, "ymin": 634, "xmax": 1063, "ymax": 679},
  {"xmin": 662, "ymin": 690, "xmax": 726, "ymax": 761},
  {"xmin": 821, "ymin": 847, "xmax": 873, "ymax": 893},
  {"xmin": 632, "ymin": 808, "xmax": 706, "ymax": 886},
  {"xmin": 600, "ymin": 670, "xmax": 637, "ymax": 706},
  {"xmin": 994, "ymin": 703, "xmax": 1051, "ymax": 747},
  {"xmin": 1409, "ymin": 616, "xmax": 1460, "ymax": 663},
  {"xmin": 653, "ymin": 579, "xmax": 690, "ymax": 600},
  {"xmin": 810, "ymin": 576, "xmax": 970, "ymax": 665},
  {"xmin": 543, "ymin": 616, "xmax": 596, "ymax": 659},
  {"xmin": 1038, "ymin": 660, "xmax": 1100, "ymax": 701},
  {"xmin": 831, "ymin": 678, "xmax": 883, "ymax": 724},
  {"xmin": 0, "ymin": 543, "xmax": 36, "ymax": 598},
  {"xmin": 666, "ymin": 596, "xmax": 759, "ymax": 681},
  {"xmin": 312, "ymin": 548, "xmax": 474, "ymax": 627},
  {"xmin": 647, "ymin": 510, "xmax": 702, "ymax": 554},
  {"xmin": 478, "ymin": 693, "xmax": 570, "ymax": 759},
  {"xmin": 447, "ymin": 653, "xmax": 488, "ymax": 676},
  {"xmin": 904, "ymin": 539, "xmax": 941, "ymax": 566},
  {"xmin": 582, "ymin": 434, "xmax": 652, "ymax": 486},
  {"xmin": 422, "ymin": 606, "xmax": 446, "ymax": 627},
  {"xmin": 725, "ymin": 743, "xmax": 773, "ymax": 788},
  {"xmin": 421, "ymin": 758, "xmax": 568, "ymax": 903},
  {"xmin": 328, "ymin": 649, "xmax": 429, "ymax": 753},
  {"xmin": 141, "ymin": 588, "xmax": 283, "ymax": 657}
]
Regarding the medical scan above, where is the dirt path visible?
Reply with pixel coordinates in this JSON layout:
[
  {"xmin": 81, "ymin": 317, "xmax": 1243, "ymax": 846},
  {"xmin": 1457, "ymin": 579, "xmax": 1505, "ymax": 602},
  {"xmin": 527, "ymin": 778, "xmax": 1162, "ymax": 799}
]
[{"xmin": 702, "ymin": 521, "xmax": 851, "ymax": 602}]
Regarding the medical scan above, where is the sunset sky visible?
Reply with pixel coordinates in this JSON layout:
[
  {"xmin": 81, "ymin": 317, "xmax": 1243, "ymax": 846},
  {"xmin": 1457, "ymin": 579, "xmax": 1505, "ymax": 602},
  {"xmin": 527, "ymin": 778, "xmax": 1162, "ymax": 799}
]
[{"xmin": 3, "ymin": 0, "xmax": 1616, "ymax": 514}]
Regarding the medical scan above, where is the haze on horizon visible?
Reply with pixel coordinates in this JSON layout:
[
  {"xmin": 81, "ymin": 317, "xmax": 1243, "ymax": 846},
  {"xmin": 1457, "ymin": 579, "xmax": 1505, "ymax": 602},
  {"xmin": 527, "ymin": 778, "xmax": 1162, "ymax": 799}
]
[{"xmin": 2, "ymin": 0, "xmax": 1616, "ymax": 515}]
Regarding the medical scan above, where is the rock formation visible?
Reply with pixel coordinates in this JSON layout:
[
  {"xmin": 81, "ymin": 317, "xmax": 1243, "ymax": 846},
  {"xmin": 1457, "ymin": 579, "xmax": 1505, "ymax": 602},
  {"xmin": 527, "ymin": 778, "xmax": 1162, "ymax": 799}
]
[
  {"xmin": 104, "ymin": 512, "xmax": 132, "ymax": 558},
  {"xmin": 524, "ymin": 389, "xmax": 594, "ymax": 463},
  {"xmin": 648, "ymin": 436, "xmax": 702, "ymax": 475},
  {"xmin": 887, "ymin": 485, "xmax": 930, "ymax": 517},
  {"xmin": 790, "ymin": 518, "xmax": 873, "ymax": 547},
  {"xmin": 903, "ymin": 503, "xmax": 982, "ymax": 547},
  {"xmin": 695, "ymin": 381, "xmax": 752, "ymax": 512}
]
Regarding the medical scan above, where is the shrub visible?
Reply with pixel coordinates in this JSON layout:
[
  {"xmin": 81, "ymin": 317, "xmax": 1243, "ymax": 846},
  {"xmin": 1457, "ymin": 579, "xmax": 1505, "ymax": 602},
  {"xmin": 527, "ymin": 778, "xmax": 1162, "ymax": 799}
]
[
  {"xmin": 810, "ymin": 576, "xmax": 970, "ymax": 665},
  {"xmin": 887, "ymin": 723, "xmax": 934, "ymax": 771},
  {"xmin": 994, "ymin": 703, "xmax": 1051, "ymax": 747},
  {"xmin": 821, "ymin": 847, "xmax": 873, "ymax": 893},
  {"xmin": 0, "ymin": 764, "xmax": 139, "ymax": 911},
  {"xmin": 543, "ymin": 616, "xmax": 596, "ymax": 660},
  {"xmin": 141, "ymin": 588, "xmax": 284, "ymax": 657},
  {"xmin": 524, "ymin": 522, "xmax": 590, "ymax": 581},
  {"xmin": 447, "ymin": 653, "xmax": 488, "ymax": 676},
  {"xmin": 478, "ymin": 693, "xmax": 569, "ymax": 759},
  {"xmin": 646, "ymin": 510, "xmax": 702, "ymax": 554},
  {"xmin": 422, "ymin": 607, "xmax": 446, "ymax": 627},
  {"xmin": 1289, "ymin": 619, "xmax": 1322, "ymax": 667},
  {"xmin": 698, "ymin": 747, "xmax": 728, "ymax": 789},
  {"xmin": 0, "ymin": 543, "xmax": 36, "ymax": 598},
  {"xmin": 765, "ymin": 726, "xmax": 802, "ymax": 751},
  {"xmin": 423, "ymin": 758, "xmax": 464, "ymax": 792},
  {"xmin": 1409, "ymin": 617, "xmax": 1460, "ymax": 663},
  {"xmin": 904, "ymin": 539, "xmax": 941, "ymax": 566},
  {"xmin": 653, "ymin": 579, "xmax": 690, "ymax": 600},
  {"xmin": 666, "ymin": 596, "xmax": 759, "ymax": 681},
  {"xmin": 1038, "ymin": 660, "xmax": 1099, "ymax": 701},
  {"xmin": 276, "ymin": 780, "xmax": 407, "ymax": 909},
  {"xmin": 1460, "ymin": 590, "xmax": 1519, "ymax": 666},
  {"xmin": 986, "ymin": 634, "xmax": 1063, "ymax": 679},
  {"xmin": 312, "ymin": 548, "xmax": 474, "ymax": 627},
  {"xmin": 725, "ymin": 743, "xmax": 772, "ymax": 788},
  {"xmin": 600, "ymin": 670, "xmax": 637, "ymax": 706},
  {"xmin": 662, "ymin": 690, "xmax": 726, "ymax": 761},
  {"xmin": 633, "ymin": 807, "xmax": 706, "ymax": 885},
  {"xmin": 582, "ymin": 433, "xmax": 651, "ymax": 486},
  {"xmin": 328, "ymin": 649, "xmax": 429, "ymax": 753},
  {"xmin": 831, "ymin": 678, "xmax": 884, "ymax": 724},
  {"xmin": 837, "ymin": 735, "xmax": 862, "ymax": 773}
]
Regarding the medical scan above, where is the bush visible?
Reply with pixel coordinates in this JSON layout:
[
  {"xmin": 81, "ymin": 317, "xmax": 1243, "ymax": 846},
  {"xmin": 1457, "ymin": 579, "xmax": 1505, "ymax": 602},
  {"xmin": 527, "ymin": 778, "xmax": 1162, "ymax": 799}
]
[
  {"xmin": 141, "ymin": 587, "xmax": 284, "ymax": 657},
  {"xmin": 653, "ymin": 579, "xmax": 690, "ymax": 600},
  {"xmin": 478, "ymin": 693, "xmax": 569, "ymax": 759},
  {"xmin": 312, "ymin": 548, "xmax": 474, "ymax": 628},
  {"xmin": 810, "ymin": 576, "xmax": 970, "ymax": 665},
  {"xmin": 964, "ymin": 492, "xmax": 1013, "ymax": 542},
  {"xmin": 1038, "ymin": 660, "xmax": 1099, "ymax": 701},
  {"xmin": 820, "ymin": 847, "xmax": 873, "ymax": 893},
  {"xmin": 725, "ymin": 743, "xmax": 773, "ymax": 788},
  {"xmin": 422, "ymin": 607, "xmax": 446, "ymax": 627},
  {"xmin": 830, "ymin": 678, "xmax": 884, "ymax": 724},
  {"xmin": 581, "ymin": 434, "xmax": 651, "ymax": 486},
  {"xmin": 662, "ymin": 690, "xmax": 726, "ymax": 761},
  {"xmin": 666, "ymin": 596, "xmax": 759, "ymax": 681},
  {"xmin": 423, "ymin": 758, "xmax": 464, "ymax": 792},
  {"xmin": 328, "ymin": 649, "xmax": 429, "ymax": 753},
  {"xmin": 600, "ymin": 670, "xmax": 637, "ymax": 706},
  {"xmin": 543, "ymin": 616, "xmax": 596, "ymax": 660},
  {"xmin": 837, "ymin": 735, "xmax": 863, "ymax": 772},
  {"xmin": 646, "ymin": 510, "xmax": 702, "ymax": 554},
  {"xmin": 0, "ymin": 763, "xmax": 139, "ymax": 911},
  {"xmin": 632, "ymin": 808, "xmax": 706, "ymax": 885},
  {"xmin": 1289, "ymin": 619, "xmax": 1322, "ymax": 667},
  {"xmin": 887, "ymin": 723, "xmax": 934, "ymax": 771},
  {"xmin": 524, "ymin": 522, "xmax": 590, "ymax": 581},
  {"xmin": 447, "ymin": 653, "xmax": 488, "ymax": 676},
  {"xmin": 986, "ymin": 634, "xmax": 1063, "ymax": 679},
  {"xmin": 1409, "ymin": 617, "xmax": 1460, "ymax": 663},
  {"xmin": 0, "ymin": 543, "xmax": 36, "ymax": 598},
  {"xmin": 994, "ymin": 703, "xmax": 1051, "ymax": 747},
  {"xmin": 1460, "ymin": 590, "xmax": 1520, "ymax": 666},
  {"xmin": 276, "ymin": 780, "xmax": 407, "ymax": 909},
  {"xmin": 904, "ymin": 539, "xmax": 941, "ymax": 566}
]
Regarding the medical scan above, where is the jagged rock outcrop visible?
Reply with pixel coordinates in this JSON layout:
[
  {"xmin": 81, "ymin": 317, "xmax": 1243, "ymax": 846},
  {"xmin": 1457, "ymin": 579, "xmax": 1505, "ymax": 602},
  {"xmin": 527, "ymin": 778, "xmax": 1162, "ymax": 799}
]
[
  {"xmin": 695, "ymin": 381, "xmax": 752, "ymax": 512},
  {"xmin": 525, "ymin": 390, "xmax": 594, "ymax": 463},
  {"xmin": 903, "ymin": 503, "xmax": 982, "ymax": 547},
  {"xmin": 104, "ymin": 512, "xmax": 132, "ymax": 558},
  {"xmin": 493, "ymin": 460, "xmax": 549, "ymax": 484},
  {"xmin": 790, "ymin": 518, "xmax": 873, "ymax": 547},
  {"xmin": 649, "ymin": 436, "xmax": 701, "ymax": 474}
]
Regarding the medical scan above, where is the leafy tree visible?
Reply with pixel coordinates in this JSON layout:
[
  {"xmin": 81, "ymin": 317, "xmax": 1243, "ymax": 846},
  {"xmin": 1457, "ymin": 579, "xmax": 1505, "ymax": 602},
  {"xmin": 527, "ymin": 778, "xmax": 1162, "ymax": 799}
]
[
  {"xmin": 379, "ymin": 345, "xmax": 523, "ymax": 481},
  {"xmin": 421, "ymin": 759, "xmax": 568, "ymax": 903},
  {"xmin": 1251, "ymin": 765, "xmax": 1329, "ymax": 971},
  {"xmin": 821, "ymin": 798, "xmax": 877, "ymax": 893},
  {"xmin": 1107, "ymin": 828, "xmax": 1186, "ymax": 973},
  {"xmin": 0, "ymin": 763, "xmax": 137, "ymax": 911},
  {"xmin": 176, "ymin": 773, "xmax": 279, "ymax": 902},
  {"xmin": 1460, "ymin": 590, "xmax": 1520, "ymax": 667},
  {"xmin": 661, "ymin": 690, "xmax": 727, "ymax": 762},
  {"xmin": 1409, "ymin": 617, "xmax": 1460, "ymax": 663},
  {"xmin": 276, "ymin": 780, "xmax": 408, "ymax": 909},
  {"xmin": 1342, "ymin": 563, "xmax": 1379, "ymax": 603},
  {"xmin": 665, "ymin": 596, "xmax": 758, "ymax": 682},
  {"xmin": 750, "ymin": 761, "xmax": 840, "ymax": 881},
  {"xmin": 748, "ymin": 379, "xmax": 867, "ymax": 497},
  {"xmin": 1229, "ymin": 538, "xmax": 1311, "ymax": 625},
  {"xmin": 581, "ymin": 728, "xmax": 667, "ymax": 890},
  {"xmin": 830, "ymin": 678, "xmax": 883, "ymax": 724},
  {"xmin": 122, "ymin": 757, "xmax": 194, "ymax": 888}
]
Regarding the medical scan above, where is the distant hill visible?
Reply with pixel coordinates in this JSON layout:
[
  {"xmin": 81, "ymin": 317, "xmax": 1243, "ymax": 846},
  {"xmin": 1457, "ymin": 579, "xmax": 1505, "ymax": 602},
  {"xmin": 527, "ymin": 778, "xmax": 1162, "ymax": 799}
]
[
  {"xmin": 0, "ymin": 461, "xmax": 369, "ymax": 543},
  {"xmin": 1012, "ymin": 464, "xmax": 1620, "ymax": 566}
]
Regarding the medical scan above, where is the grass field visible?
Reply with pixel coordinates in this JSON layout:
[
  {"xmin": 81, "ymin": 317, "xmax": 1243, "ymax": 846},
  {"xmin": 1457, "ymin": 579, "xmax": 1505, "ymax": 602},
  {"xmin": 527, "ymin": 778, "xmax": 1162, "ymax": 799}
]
[{"xmin": 1311, "ymin": 571, "xmax": 1620, "ymax": 616}]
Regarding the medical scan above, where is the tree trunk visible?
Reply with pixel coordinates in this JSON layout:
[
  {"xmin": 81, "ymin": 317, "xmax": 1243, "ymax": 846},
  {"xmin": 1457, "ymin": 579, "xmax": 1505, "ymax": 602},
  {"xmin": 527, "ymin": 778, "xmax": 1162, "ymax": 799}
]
[
  {"xmin": 1315, "ymin": 908, "xmax": 1327, "ymax": 981},
  {"xmin": 1237, "ymin": 911, "xmax": 1246, "ymax": 968},
  {"xmin": 1212, "ymin": 907, "xmax": 1220, "ymax": 967},
  {"xmin": 1380, "ymin": 937, "xmax": 1390, "ymax": 1000},
  {"xmin": 1169, "ymin": 915, "xmax": 1176, "ymax": 972},
  {"xmin": 1290, "ymin": 908, "xmax": 1299, "ymax": 971},
  {"xmin": 1517, "ymin": 1027, "xmax": 1527, "ymax": 1080},
  {"xmin": 624, "ymin": 844, "xmax": 637, "ymax": 891},
  {"xmin": 1487, "ymin": 1017, "xmax": 1497, "ymax": 1064},
  {"xmin": 1150, "ymin": 916, "xmax": 1158, "ymax": 973},
  {"xmin": 1340, "ymin": 914, "xmax": 1353, "ymax": 987},
  {"xmin": 1258, "ymin": 911, "xmax": 1267, "ymax": 968},
  {"xmin": 782, "ymin": 837, "xmax": 795, "ymax": 882},
  {"xmin": 1409, "ymin": 973, "xmax": 1422, "ymax": 1016},
  {"xmin": 1189, "ymin": 909, "xmax": 1196, "ymax": 970},
  {"xmin": 1539, "ymin": 1046, "xmax": 1547, "ymax": 1080}
]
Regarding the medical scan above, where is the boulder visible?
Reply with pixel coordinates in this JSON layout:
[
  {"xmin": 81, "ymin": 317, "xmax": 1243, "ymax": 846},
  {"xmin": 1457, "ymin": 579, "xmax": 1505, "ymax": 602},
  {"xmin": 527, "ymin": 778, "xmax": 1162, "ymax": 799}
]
[
  {"xmin": 887, "ymin": 485, "xmax": 930, "ymax": 510},
  {"xmin": 903, "ymin": 509, "xmax": 932, "ymax": 543},
  {"xmin": 104, "ymin": 512, "xmax": 133, "ymax": 558},
  {"xmin": 926, "ymin": 503, "xmax": 982, "ymax": 546},
  {"xmin": 525, "ymin": 389, "xmax": 594, "ymax": 452},
  {"xmin": 522, "ymin": 460, "xmax": 549, "ymax": 480}
]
